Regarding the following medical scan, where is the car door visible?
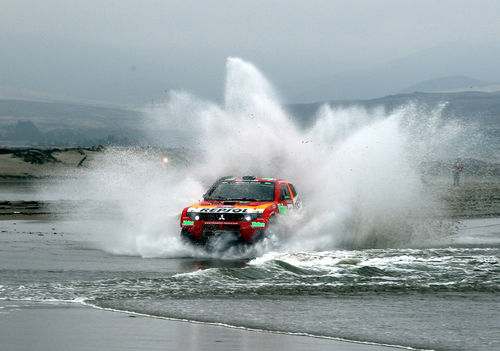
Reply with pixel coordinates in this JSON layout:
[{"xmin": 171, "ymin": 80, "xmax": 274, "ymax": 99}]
[{"xmin": 279, "ymin": 184, "xmax": 293, "ymax": 214}]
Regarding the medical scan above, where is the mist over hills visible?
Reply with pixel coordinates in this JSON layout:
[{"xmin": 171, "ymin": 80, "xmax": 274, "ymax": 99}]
[
  {"xmin": 0, "ymin": 100, "xmax": 143, "ymax": 147},
  {"xmin": 288, "ymin": 91, "xmax": 500, "ymax": 128},
  {"xmin": 399, "ymin": 76, "xmax": 493, "ymax": 94},
  {"xmin": 2, "ymin": 34, "xmax": 500, "ymax": 104},
  {"xmin": 287, "ymin": 90, "xmax": 500, "ymax": 162},
  {"xmin": 294, "ymin": 42, "xmax": 500, "ymax": 103},
  {"xmin": 0, "ymin": 89, "xmax": 498, "ymax": 162}
]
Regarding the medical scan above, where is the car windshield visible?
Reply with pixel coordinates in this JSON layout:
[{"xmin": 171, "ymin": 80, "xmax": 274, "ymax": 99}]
[{"xmin": 206, "ymin": 181, "xmax": 275, "ymax": 201}]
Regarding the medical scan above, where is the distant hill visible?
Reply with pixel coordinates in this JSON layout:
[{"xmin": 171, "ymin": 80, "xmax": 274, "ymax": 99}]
[
  {"xmin": 0, "ymin": 99, "xmax": 144, "ymax": 147},
  {"xmin": 0, "ymin": 86, "xmax": 131, "ymax": 108},
  {"xmin": 1, "ymin": 90, "xmax": 499, "ymax": 158},
  {"xmin": 287, "ymin": 90, "xmax": 500, "ymax": 161},
  {"xmin": 0, "ymin": 99, "xmax": 141, "ymax": 128},
  {"xmin": 288, "ymin": 91, "xmax": 500, "ymax": 128},
  {"xmin": 294, "ymin": 41, "xmax": 500, "ymax": 102},
  {"xmin": 399, "ymin": 76, "xmax": 492, "ymax": 94}
]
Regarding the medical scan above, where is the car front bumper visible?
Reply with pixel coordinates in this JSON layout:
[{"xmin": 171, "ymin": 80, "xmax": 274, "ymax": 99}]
[{"xmin": 181, "ymin": 218, "xmax": 267, "ymax": 243}]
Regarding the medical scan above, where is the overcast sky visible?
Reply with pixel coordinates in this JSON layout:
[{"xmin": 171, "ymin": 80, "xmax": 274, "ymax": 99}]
[{"xmin": 1, "ymin": 0, "xmax": 500, "ymax": 104}]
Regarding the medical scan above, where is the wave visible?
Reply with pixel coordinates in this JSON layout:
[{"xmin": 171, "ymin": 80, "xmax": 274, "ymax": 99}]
[{"xmin": 3, "ymin": 248, "xmax": 497, "ymax": 304}]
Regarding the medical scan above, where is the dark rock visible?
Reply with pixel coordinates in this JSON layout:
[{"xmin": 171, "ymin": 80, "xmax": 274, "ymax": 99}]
[{"xmin": 12, "ymin": 149, "xmax": 60, "ymax": 164}]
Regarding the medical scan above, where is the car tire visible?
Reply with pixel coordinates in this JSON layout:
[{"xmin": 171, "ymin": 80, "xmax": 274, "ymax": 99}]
[{"xmin": 180, "ymin": 228, "xmax": 200, "ymax": 245}]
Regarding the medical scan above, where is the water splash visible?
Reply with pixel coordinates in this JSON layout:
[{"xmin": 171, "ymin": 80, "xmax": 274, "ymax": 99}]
[{"xmin": 50, "ymin": 57, "xmax": 467, "ymax": 257}]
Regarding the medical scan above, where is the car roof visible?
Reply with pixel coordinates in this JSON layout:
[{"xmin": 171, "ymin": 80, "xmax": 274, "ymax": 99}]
[{"xmin": 220, "ymin": 176, "xmax": 289, "ymax": 183}]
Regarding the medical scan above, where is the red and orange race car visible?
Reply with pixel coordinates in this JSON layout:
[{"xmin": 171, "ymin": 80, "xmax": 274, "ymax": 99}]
[{"xmin": 180, "ymin": 176, "xmax": 300, "ymax": 245}]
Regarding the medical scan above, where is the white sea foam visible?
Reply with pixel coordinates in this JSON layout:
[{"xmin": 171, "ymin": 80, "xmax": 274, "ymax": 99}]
[{"xmin": 45, "ymin": 57, "xmax": 470, "ymax": 258}]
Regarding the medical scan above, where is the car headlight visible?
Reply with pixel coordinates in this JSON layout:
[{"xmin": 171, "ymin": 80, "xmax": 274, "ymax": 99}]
[
  {"xmin": 187, "ymin": 212, "xmax": 200, "ymax": 221},
  {"xmin": 244, "ymin": 213, "xmax": 261, "ymax": 221}
]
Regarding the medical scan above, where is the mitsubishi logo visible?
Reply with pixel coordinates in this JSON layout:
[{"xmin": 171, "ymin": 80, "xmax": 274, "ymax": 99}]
[{"xmin": 218, "ymin": 214, "xmax": 225, "ymax": 221}]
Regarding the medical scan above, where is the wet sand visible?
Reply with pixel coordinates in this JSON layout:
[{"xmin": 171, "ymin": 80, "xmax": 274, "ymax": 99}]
[
  {"xmin": 0, "ymin": 301, "xmax": 401, "ymax": 351},
  {"xmin": 1, "ymin": 182, "xmax": 499, "ymax": 220}
]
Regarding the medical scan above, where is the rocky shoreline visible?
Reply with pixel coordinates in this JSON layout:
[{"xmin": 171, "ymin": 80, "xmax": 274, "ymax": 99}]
[
  {"xmin": 0, "ymin": 146, "xmax": 104, "ymax": 178},
  {"xmin": 0, "ymin": 146, "xmax": 194, "ymax": 179}
]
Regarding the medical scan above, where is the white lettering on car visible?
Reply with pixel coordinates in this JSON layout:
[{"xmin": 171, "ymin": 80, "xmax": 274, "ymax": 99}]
[{"xmin": 188, "ymin": 207, "xmax": 264, "ymax": 214}]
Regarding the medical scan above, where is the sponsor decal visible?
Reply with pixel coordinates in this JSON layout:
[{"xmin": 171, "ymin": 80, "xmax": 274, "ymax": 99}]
[
  {"xmin": 188, "ymin": 207, "xmax": 264, "ymax": 214},
  {"xmin": 278, "ymin": 204, "xmax": 288, "ymax": 214},
  {"xmin": 251, "ymin": 222, "xmax": 266, "ymax": 227},
  {"xmin": 202, "ymin": 208, "xmax": 247, "ymax": 213},
  {"xmin": 182, "ymin": 220, "xmax": 194, "ymax": 226}
]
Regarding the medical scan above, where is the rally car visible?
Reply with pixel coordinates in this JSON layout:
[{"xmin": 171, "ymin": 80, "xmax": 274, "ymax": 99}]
[{"xmin": 180, "ymin": 176, "xmax": 300, "ymax": 245}]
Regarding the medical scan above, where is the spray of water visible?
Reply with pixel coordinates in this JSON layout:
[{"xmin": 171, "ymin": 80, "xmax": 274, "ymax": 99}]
[{"xmin": 50, "ymin": 57, "xmax": 468, "ymax": 258}]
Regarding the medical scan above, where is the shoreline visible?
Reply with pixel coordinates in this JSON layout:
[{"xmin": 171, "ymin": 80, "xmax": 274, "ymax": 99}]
[
  {"xmin": 83, "ymin": 302, "xmax": 421, "ymax": 351},
  {"xmin": 1, "ymin": 300, "xmax": 408, "ymax": 351}
]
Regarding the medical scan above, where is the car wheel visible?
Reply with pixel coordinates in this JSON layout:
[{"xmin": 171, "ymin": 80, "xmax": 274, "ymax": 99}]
[{"xmin": 180, "ymin": 228, "xmax": 200, "ymax": 245}]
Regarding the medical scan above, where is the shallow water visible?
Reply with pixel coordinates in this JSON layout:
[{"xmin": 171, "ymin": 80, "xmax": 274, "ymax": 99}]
[{"xmin": 1, "ymin": 217, "xmax": 499, "ymax": 351}]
